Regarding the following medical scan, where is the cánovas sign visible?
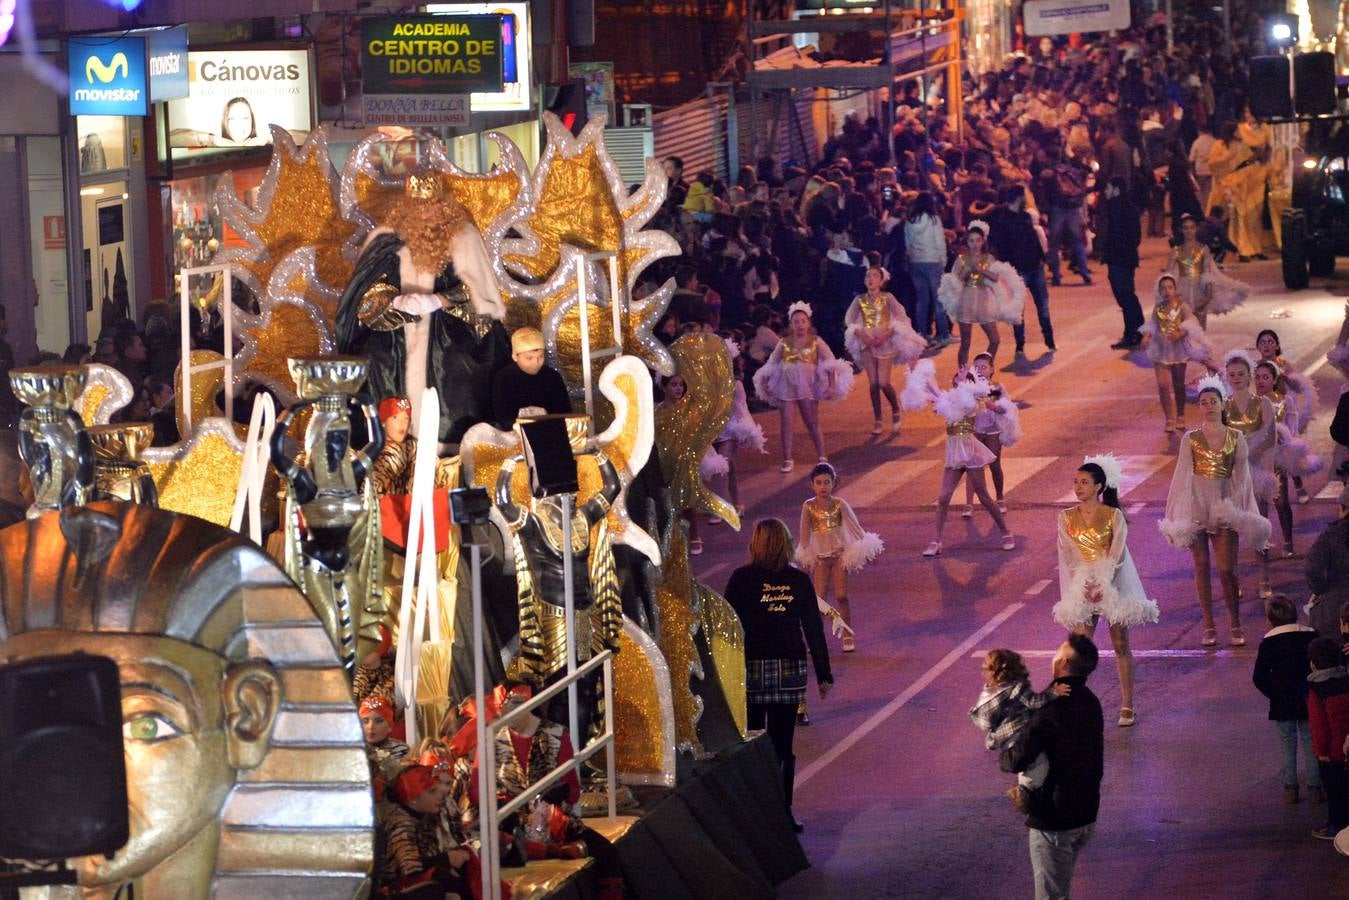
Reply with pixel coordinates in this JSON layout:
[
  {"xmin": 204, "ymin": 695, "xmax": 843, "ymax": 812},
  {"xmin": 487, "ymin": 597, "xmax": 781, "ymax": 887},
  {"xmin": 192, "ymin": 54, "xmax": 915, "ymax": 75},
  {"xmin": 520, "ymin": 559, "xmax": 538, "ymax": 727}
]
[{"xmin": 193, "ymin": 59, "xmax": 303, "ymax": 82}]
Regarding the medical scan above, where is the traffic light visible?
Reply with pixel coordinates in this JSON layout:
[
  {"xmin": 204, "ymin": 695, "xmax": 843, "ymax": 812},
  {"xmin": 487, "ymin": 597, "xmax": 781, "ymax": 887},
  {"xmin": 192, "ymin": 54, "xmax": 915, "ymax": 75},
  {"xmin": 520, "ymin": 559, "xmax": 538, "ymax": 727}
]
[{"xmin": 546, "ymin": 79, "xmax": 588, "ymax": 135}]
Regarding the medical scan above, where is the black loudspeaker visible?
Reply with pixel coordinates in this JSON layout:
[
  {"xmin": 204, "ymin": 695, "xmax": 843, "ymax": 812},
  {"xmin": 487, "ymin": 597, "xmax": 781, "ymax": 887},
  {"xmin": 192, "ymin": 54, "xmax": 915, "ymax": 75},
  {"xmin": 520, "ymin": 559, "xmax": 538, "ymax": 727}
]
[
  {"xmin": 519, "ymin": 414, "xmax": 581, "ymax": 497},
  {"xmin": 1248, "ymin": 55, "xmax": 1293, "ymax": 119},
  {"xmin": 0, "ymin": 655, "xmax": 128, "ymax": 859},
  {"xmin": 1296, "ymin": 51, "xmax": 1338, "ymax": 115},
  {"xmin": 567, "ymin": 0, "xmax": 595, "ymax": 47}
]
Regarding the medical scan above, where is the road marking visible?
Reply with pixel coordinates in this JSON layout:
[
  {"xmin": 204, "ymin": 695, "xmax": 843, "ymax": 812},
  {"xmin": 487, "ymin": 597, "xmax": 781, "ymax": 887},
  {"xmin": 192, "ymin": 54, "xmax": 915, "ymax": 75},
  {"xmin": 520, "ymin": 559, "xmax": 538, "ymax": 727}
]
[
  {"xmin": 1317, "ymin": 481, "xmax": 1344, "ymax": 500},
  {"xmin": 1025, "ymin": 578, "xmax": 1053, "ymax": 596},
  {"xmin": 1055, "ymin": 455, "xmax": 1174, "ymax": 503},
  {"xmin": 1128, "ymin": 502, "xmax": 1147, "ymax": 515},
  {"xmin": 794, "ymin": 602, "xmax": 1024, "ymax": 789},
  {"xmin": 836, "ymin": 459, "xmax": 942, "ymax": 508},
  {"xmin": 970, "ymin": 649, "xmax": 1246, "ymax": 659},
  {"xmin": 997, "ymin": 456, "xmax": 1059, "ymax": 494}
]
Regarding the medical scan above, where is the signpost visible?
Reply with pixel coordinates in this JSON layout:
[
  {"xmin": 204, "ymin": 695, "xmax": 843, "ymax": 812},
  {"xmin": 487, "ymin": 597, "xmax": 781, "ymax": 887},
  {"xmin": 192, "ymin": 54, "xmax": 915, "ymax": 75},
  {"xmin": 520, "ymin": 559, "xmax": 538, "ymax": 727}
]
[{"xmin": 359, "ymin": 14, "xmax": 503, "ymax": 126}]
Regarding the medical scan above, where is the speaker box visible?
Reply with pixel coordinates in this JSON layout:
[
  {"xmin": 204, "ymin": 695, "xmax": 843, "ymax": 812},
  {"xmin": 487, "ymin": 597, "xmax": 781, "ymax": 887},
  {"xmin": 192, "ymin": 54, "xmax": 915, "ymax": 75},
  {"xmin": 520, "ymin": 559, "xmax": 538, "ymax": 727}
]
[
  {"xmin": 519, "ymin": 415, "xmax": 581, "ymax": 498},
  {"xmin": 1248, "ymin": 56, "xmax": 1293, "ymax": 119},
  {"xmin": 0, "ymin": 655, "xmax": 128, "ymax": 860},
  {"xmin": 567, "ymin": 0, "xmax": 595, "ymax": 47},
  {"xmin": 1296, "ymin": 51, "xmax": 1337, "ymax": 115}
]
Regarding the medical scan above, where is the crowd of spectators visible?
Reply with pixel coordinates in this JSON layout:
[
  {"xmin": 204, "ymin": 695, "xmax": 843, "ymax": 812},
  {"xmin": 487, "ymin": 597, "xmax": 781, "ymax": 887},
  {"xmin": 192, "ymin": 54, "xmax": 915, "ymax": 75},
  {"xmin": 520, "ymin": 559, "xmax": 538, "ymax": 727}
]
[{"xmin": 638, "ymin": 10, "xmax": 1289, "ymax": 401}]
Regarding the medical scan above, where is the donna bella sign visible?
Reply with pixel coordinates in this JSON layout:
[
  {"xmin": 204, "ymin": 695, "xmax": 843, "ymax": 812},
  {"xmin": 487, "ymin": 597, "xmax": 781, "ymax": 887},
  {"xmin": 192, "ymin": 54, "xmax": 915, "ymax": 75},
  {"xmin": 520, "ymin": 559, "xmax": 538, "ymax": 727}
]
[{"xmin": 360, "ymin": 15, "xmax": 503, "ymax": 126}]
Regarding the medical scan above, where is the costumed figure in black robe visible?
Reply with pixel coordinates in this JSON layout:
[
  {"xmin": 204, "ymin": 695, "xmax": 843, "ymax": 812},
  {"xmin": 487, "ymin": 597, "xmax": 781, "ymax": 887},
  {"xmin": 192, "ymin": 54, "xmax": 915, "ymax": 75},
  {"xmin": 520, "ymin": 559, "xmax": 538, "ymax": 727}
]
[{"xmin": 336, "ymin": 172, "xmax": 512, "ymax": 451}]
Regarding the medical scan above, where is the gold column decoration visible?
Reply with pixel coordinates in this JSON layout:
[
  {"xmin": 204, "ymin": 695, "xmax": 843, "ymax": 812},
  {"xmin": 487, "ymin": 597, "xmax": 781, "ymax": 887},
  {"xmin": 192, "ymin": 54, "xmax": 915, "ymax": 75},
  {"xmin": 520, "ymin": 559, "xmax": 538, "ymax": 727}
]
[
  {"xmin": 88, "ymin": 422, "xmax": 158, "ymax": 506},
  {"xmin": 655, "ymin": 527, "xmax": 705, "ymax": 754},
  {"xmin": 9, "ymin": 365, "xmax": 94, "ymax": 516},
  {"xmin": 614, "ymin": 615, "xmax": 677, "ymax": 787},
  {"xmin": 0, "ymin": 504, "xmax": 372, "ymax": 900},
  {"xmin": 698, "ymin": 586, "xmax": 747, "ymax": 738},
  {"xmin": 655, "ymin": 333, "xmax": 739, "ymax": 529}
]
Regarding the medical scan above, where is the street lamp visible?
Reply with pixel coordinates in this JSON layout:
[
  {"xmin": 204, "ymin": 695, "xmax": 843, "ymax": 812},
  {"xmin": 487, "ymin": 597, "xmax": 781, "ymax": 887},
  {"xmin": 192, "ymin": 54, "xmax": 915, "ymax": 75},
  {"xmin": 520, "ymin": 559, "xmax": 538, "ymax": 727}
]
[{"xmin": 1268, "ymin": 12, "xmax": 1298, "ymax": 49}]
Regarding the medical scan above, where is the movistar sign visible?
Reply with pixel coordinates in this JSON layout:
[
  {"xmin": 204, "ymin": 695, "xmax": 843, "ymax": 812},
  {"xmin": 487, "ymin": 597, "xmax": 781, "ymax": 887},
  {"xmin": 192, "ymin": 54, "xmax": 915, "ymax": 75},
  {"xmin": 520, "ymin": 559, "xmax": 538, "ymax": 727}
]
[{"xmin": 68, "ymin": 35, "xmax": 149, "ymax": 116}]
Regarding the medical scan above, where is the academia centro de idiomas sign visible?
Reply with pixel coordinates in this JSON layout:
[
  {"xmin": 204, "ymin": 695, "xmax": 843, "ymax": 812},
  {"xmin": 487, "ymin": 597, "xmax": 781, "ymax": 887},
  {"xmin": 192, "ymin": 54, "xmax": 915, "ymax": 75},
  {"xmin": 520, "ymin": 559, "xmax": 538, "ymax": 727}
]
[{"xmin": 360, "ymin": 14, "xmax": 504, "ymax": 126}]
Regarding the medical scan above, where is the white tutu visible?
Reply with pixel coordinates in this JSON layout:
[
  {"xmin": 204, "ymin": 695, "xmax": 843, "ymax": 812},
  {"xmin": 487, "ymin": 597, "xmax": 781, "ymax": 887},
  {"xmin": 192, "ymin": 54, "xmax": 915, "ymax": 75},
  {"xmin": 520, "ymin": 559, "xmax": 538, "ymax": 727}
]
[
  {"xmin": 716, "ymin": 381, "xmax": 766, "ymax": 453},
  {"xmin": 816, "ymin": 358, "xmax": 855, "ymax": 402},
  {"xmin": 699, "ymin": 447, "xmax": 729, "ymax": 480},
  {"xmin": 752, "ymin": 337, "xmax": 853, "ymax": 406},
  {"xmin": 946, "ymin": 433, "xmax": 998, "ymax": 469},
  {"xmin": 1160, "ymin": 429, "xmax": 1272, "ymax": 550},
  {"xmin": 900, "ymin": 358, "xmax": 939, "ymax": 411},
  {"xmin": 937, "ymin": 257, "xmax": 1026, "ymax": 325},
  {"xmin": 1054, "ymin": 507, "xmax": 1160, "ymax": 629},
  {"xmin": 844, "ymin": 293, "xmax": 928, "ymax": 365},
  {"xmin": 1283, "ymin": 370, "xmax": 1319, "ymax": 435},
  {"xmin": 1275, "ymin": 424, "xmax": 1324, "ymax": 477},
  {"xmin": 1168, "ymin": 245, "xmax": 1249, "ymax": 317},
  {"xmin": 973, "ymin": 388, "xmax": 1022, "ymax": 447},
  {"xmin": 1142, "ymin": 312, "xmax": 1212, "ymax": 366}
]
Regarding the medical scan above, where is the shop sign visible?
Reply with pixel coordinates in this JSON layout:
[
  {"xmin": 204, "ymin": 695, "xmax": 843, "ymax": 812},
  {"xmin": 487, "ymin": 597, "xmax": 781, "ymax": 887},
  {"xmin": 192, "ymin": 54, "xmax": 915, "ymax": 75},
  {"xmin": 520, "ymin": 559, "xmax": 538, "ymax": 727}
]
[
  {"xmin": 361, "ymin": 93, "xmax": 469, "ymax": 127},
  {"xmin": 425, "ymin": 3, "xmax": 533, "ymax": 112},
  {"xmin": 166, "ymin": 49, "xmax": 312, "ymax": 153},
  {"xmin": 146, "ymin": 25, "xmax": 189, "ymax": 101},
  {"xmin": 360, "ymin": 15, "xmax": 504, "ymax": 95},
  {"xmin": 1023, "ymin": 0, "xmax": 1130, "ymax": 36},
  {"xmin": 68, "ymin": 35, "xmax": 149, "ymax": 116}
]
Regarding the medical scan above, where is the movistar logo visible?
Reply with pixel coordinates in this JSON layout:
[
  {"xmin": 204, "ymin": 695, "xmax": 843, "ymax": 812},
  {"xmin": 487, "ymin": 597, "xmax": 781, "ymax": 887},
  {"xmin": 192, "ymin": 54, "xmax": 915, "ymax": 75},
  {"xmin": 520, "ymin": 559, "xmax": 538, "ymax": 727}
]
[{"xmin": 85, "ymin": 52, "xmax": 128, "ymax": 84}]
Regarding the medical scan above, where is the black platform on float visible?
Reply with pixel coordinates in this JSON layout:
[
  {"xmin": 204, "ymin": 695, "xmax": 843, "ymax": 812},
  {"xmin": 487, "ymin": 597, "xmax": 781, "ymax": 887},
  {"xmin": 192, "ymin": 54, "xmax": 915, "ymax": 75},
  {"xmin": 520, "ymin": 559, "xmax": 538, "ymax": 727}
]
[{"xmin": 537, "ymin": 735, "xmax": 810, "ymax": 900}]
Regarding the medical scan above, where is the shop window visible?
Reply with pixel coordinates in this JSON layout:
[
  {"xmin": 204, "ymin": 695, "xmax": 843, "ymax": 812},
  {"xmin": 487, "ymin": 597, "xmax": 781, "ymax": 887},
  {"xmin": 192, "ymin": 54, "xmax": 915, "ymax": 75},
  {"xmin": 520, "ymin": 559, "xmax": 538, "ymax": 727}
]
[
  {"xmin": 169, "ymin": 169, "xmax": 266, "ymax": 272},
  {"xmin": 76, "ymin": 116, "xmax": 127, "ymax": 175}
]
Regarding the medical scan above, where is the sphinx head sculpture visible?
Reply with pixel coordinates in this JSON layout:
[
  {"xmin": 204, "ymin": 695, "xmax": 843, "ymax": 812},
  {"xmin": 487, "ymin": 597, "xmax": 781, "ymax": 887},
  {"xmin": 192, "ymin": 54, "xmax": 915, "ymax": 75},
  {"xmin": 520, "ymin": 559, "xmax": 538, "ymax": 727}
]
[{"xmin": 0, "ymin": 503, "xmax": 372, "ymax": 899}]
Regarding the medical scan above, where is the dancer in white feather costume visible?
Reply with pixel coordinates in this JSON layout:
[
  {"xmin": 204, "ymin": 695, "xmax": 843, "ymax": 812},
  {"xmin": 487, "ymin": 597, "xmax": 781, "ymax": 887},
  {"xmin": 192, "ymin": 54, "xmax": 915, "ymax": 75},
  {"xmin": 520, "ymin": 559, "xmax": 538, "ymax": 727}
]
[
  {"xmin": 1256, "ymin": 328, "xmax": 1320, "ymax": 505},
  {"xmin": 794, "ymin": 462, "xmax": 883, "ymax": 653},
  {"xmin": 1054, "ymin": 456, "xmax": 1159, "ymax": 727},
  {"xmin": 936, "ymin": 220, "xmax": 1026, "ymax": 369},
  {"xmin": 901, "ymin": 358, "xmax": 1014, "ymax": 557},
  {"xmin": 845, "ymin": 265, "xmax": 926, "ymax": 436},
  {"xmin": 1221, "ymin": 349, "xmax": 1279, "ymax": 598},
  {"xmin": 1161, "ymin": 376, "xmax": 1271, "ymax": 648},
  {"xmin": 1254, "ymin": 359, "xmax": 1324, "ymax": 560},
  {"xmin": 753, "ymin": 302, "xmax": 854, "ymax": 473},
  {"xmin": 962, "ymin": 352, "xmax": 1021, "ymax": 519},
  {"xmin": 1165, "ymin": 214, "xmax": 1250, "ymax": 328},
  {"xmin": 702, "ymin": 339, "xmax": 765, "ymax": 519},
  {"xmin": 1140, "ymin": 274, "xmax": 1214, "ymax": 433}
]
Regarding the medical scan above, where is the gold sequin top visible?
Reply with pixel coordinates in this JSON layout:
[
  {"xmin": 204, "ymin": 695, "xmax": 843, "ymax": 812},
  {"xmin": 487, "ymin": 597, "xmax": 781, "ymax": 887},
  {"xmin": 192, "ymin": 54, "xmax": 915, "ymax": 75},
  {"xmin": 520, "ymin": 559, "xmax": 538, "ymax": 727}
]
[
  {"xmin": 805, "ymin": 498, "xmax": 843, "ymax": 534},
  {"xmin": 1156, "ymin": 301, "xmax": 1185, "ymax": 340},
  {"xmin": 946, "ymin": 416, "xmax": 976, "ymax": 436},
  {"xmin": 1189, "ymin": 428, "xmax": 1239, "ymax": 480},
  {"xmin": 781, "ymin": 341, "xmax": 819, "ymax": 365},
  {"xmin": 1173, "ymin": 245, "xmax": 1205, "ymax": 279},
  {"xmin": 1224, "ymin": 396, "xmax": 1264, "ymax": 437},
  {"xmin": 857, "ymin": 294, "xmax": 892, "ymax": 329},
  {"xmin": 1065, "ymin": 506, "xmax": 1116, "ymax": 564},
  {"xmin": 957, "ymin": 252, "xmax": 992, "ymax": 288}
]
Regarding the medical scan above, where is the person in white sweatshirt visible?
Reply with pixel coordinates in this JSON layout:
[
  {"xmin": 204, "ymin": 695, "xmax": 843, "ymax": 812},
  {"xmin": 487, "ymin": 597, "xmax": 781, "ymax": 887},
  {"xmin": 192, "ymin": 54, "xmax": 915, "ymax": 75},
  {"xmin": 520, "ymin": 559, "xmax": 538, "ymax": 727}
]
[{"xmin": 904, "ymin": 192, "xmax": 952, "ymax": 350}]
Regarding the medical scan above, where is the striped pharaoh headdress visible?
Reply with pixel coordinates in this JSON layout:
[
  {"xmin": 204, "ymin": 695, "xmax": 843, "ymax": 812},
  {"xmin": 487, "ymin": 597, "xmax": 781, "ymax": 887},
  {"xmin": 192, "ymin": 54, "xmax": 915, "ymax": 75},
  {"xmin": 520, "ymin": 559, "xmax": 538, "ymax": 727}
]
[{"xmin": 0, "ymin": 504, "xmax": 372, "ymax": 898}]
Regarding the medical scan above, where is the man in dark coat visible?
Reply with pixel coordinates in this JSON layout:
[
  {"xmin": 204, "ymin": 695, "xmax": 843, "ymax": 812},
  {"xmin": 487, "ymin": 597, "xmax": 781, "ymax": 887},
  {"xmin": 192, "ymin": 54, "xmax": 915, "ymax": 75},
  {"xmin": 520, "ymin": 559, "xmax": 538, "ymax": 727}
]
[
  {"xmin": 988, "ymin": 184, "xmax": 1054, "ymax": 356},
  {"xmin": 1101, "ymin": 179, "xmax": 1145, "ymax": 350},
  {"xmin": 1003, "ymin": 634, "xmax": 1103, "ymax": 900}
]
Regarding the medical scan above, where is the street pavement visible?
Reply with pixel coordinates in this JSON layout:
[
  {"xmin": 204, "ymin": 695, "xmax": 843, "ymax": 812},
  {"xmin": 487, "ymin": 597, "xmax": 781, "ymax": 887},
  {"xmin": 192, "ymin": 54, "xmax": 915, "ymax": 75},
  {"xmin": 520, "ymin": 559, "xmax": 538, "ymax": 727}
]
[{"xmin": 690, "ymin": 236, "xmax": 1349, "ymax": 898}]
